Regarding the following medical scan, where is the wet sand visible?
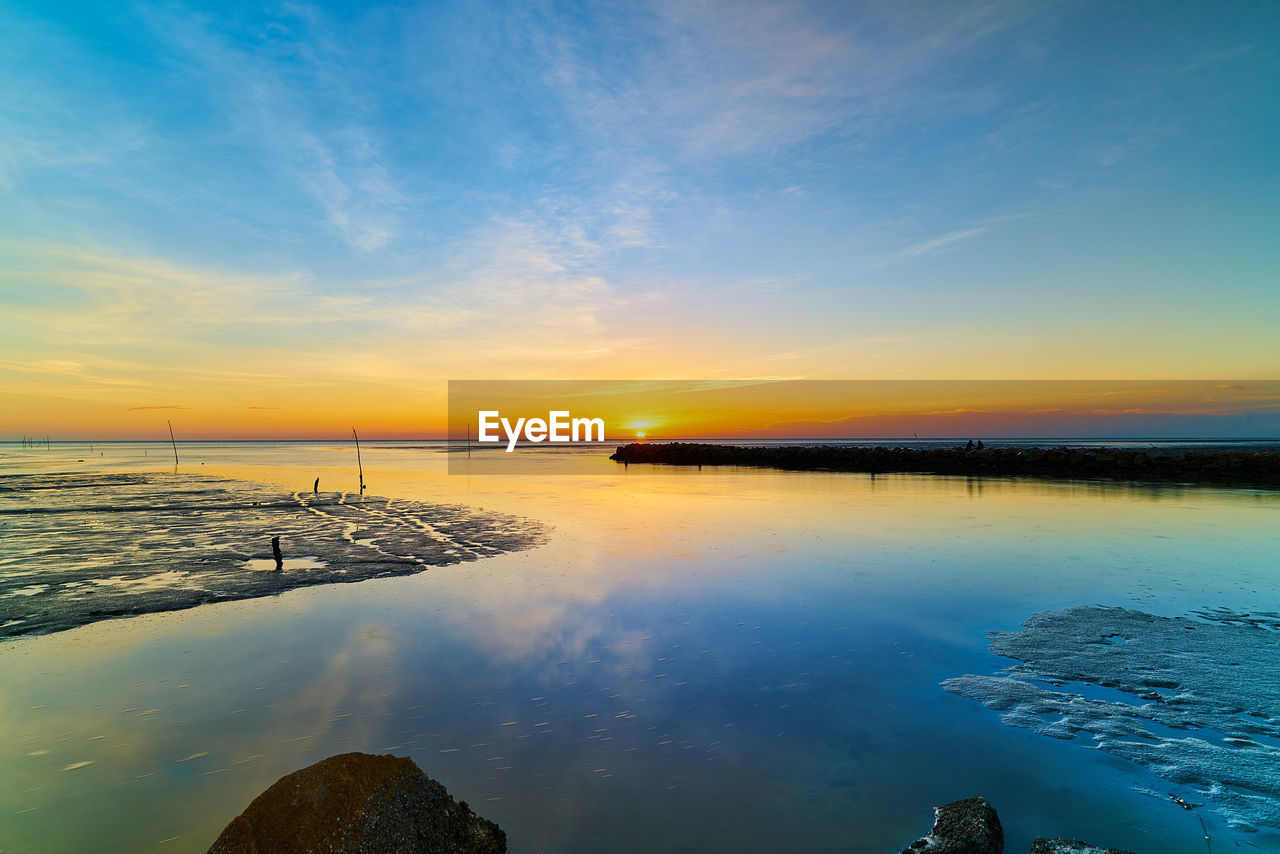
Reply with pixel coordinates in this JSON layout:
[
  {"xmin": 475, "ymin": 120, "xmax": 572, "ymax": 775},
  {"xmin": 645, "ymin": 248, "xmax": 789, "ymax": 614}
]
[{"xmin": 0, "ymin": 472, "xmax": 546, "ymax": 639}]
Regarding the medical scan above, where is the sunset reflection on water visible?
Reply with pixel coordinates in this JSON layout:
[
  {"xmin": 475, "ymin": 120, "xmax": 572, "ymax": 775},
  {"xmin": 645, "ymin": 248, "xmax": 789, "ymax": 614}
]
[{"xmin": 1, "ymin": 442, "xmax": 1278, "ymax": 853}]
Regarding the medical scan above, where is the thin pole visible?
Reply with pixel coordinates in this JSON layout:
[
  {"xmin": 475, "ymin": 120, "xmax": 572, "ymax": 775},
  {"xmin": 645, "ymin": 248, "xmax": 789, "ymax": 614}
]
[
  {"xmin": 167, "ymin": 420, "xmax": 179, "ymax": 464},
  {"xmin": 467, "ymin": 422, "xmax": 471, "ymax": 458},
  {"xmin": 353, "ymin": 427, "xmax": 365, "ymax": 494}
]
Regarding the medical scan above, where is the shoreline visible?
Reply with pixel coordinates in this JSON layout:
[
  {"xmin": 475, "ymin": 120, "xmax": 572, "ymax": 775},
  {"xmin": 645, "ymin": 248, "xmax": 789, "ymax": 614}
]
[
  {"xmin": 609, "ymin": 441, "xmax": 1280, "ymax": 487},
  {"xmin": 0, "ymin": 471, "xmax": 546, "ymax": 640}
]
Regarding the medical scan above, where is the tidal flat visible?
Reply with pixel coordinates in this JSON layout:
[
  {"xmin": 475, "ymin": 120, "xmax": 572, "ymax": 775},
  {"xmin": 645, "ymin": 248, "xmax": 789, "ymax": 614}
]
[
  {"xmin": 946, "ymin": 605, "xmax": 1280, "ymax": 832},
  {"xmin": 1, "ymin": 441, "xmax": 1278, "ymax": 853},
  {"xmin": 0, "ymin": 471, "xmax": 546, "ymax": 639}
]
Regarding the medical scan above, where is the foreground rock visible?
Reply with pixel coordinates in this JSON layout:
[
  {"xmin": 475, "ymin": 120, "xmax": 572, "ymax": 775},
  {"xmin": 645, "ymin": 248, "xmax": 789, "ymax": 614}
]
[
  {"xmin": 943, "ymin": 605, "xmax": 1280, "ymax": 831},
  {"xmin": 899, "ymin": 798, "xmax": 1137, "ymax": 854},
  {"xmin": 610, "ymin": 442, "xmax": 1280, "ymax": 487},
  {"xmin": 901, "ymin": 796, "xmax": 1003, "ymax": 853},
  {"xmin": 1030, "ymin": 840, "xmax": 1133, "ymax": 854},
  {"xmin": 208, "ymin": 752, "xmax": 505, "ymax": 854}
]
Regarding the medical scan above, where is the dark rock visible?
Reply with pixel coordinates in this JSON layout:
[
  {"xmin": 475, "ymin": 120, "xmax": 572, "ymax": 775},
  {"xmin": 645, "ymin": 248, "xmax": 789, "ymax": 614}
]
[
  {"xmin": 1029, "ymin": 839, "xmax": 1134, "ymax": 854},
  {"xmin": 900, "ymin": 796, "xmax": 1003, "ymax": 853},
  {"xmin": 608, "ymin": 442, "xmax": 1280, "ymax": 487},
  {"xmin": 208, "ymin": 752, "xmax": 506, "ymax": 854}
]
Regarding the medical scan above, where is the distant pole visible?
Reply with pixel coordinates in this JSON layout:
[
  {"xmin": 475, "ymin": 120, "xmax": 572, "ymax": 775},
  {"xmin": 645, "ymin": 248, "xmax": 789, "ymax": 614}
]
[
  {"xmin": 167, "ymin": 420, "xmax": 179, "ymax": 464},
  {"xmin": 467, "ymin": 422, "xmax": 471, "ymax": 458},
  {"xmin": 353, "ymin": 427, "xmax": 365, "ymax": 494}
]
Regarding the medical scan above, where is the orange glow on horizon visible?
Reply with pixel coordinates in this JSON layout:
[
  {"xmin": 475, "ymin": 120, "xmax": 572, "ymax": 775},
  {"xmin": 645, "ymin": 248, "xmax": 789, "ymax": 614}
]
[{"xmin": 4, "ymin": 380, "xmax": 1278, "ymax": 441}]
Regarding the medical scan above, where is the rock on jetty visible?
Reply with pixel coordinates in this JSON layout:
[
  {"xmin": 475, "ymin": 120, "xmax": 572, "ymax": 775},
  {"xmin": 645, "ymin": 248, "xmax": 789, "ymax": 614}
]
[
  {"xmin": 900, "ymin": 797, "xmax": 1134, "ymax": 854},
  {"xmin": 609, "ymin": 442, "xmax": 1280, "ymax": 486},
  {"xmin": 208, "ymin": 752, "xmax": 506, "ymax": 854}
]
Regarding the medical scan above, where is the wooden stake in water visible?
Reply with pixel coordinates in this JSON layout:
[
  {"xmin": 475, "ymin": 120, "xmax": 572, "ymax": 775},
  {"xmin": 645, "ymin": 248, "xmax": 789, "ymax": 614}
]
[
  {"xmin": 353, "ymin": 427, "xmax": 365, "ymax": 494},
  {"xmin": 467, "ymin": 422, "xmax": 471, "ymax": 458},
  {"xmin": 167, "ymin": 420, "xmax": 179, "ymax": 465}
]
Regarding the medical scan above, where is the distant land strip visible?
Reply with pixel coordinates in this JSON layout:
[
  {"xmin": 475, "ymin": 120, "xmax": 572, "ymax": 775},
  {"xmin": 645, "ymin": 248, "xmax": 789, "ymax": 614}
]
[{"xmin": 609, "ymin": 442, "xmax": 1280, "ymax": 487}]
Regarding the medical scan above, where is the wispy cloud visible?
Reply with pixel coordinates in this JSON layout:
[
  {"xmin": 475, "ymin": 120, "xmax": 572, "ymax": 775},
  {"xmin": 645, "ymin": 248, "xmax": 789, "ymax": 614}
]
[
  {"xmin": 0, "ymin": 358, "xmax": 148, "ymax": 387},
  {"xmin": 0, "ymin": 220, "xmax": 660, "ymax": 398},
  {"xmin": 4, "ymin": 244, "xmax": 321, "ymax": 344},
  {"xmin": 899, "ymin": 227, "xmax": 988, "ymax": 259},
  {"xmin": 144, "ymin": 6, "xmax": 403, "ymax": 251},
  {"xmin": 531, "ymin": 0, "xmax": 1033, "ymax": 159},
  {"xmin": 0, "ymin": 12, "xmax": 152, "ymax": 193},
  {"xmin": 351, "ymin": 217, "xmax": 657, "ymax": 372}
]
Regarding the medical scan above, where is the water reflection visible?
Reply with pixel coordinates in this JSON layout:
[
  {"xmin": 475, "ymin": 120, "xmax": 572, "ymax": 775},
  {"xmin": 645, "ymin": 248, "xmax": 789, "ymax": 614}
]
[{"xmin": 1, "ymin": 443, "xmax": 1278, "ymax": 853}]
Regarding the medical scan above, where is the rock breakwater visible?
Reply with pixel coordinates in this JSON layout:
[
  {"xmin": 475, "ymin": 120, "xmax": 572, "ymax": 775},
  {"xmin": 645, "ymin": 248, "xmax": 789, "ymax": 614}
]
[{"xmin": 610, "ymin": 442, "xmax": 1280, "ymax": 486}]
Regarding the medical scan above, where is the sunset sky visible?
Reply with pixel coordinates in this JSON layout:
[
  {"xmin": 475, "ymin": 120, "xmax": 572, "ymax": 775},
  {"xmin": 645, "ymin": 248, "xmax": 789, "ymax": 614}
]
[
  {"xmin": 1, "ymin": 1, "xmax": 1277, "ymax": 439},
  {"xmin": 445, "ymin": 380, "xmax": 1280, "ymax": 442}
]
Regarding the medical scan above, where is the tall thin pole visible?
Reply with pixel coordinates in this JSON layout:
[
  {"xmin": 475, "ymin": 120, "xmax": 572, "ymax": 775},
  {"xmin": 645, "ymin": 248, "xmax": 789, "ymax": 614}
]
[
  {"xmin": 167, "ymin": 420, "xmax": 179, "ymax": 464},
  {"xmin": 353, "ymin": 427, "xmax": 365, "ymax": 494},
  {"xmin": 467, "ymin": 422, "xmax": 471, "ymax": 458}
]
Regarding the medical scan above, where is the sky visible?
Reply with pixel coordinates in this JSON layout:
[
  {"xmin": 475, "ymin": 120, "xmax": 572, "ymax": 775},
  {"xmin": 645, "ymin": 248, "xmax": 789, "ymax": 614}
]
[
  {"xmin": 445, "ymin": 380, "xmax": 1280, "ymax": 441},
  {"xmin": 1, "ymin": 1, "xmax": 1277, "ymax": 438}
]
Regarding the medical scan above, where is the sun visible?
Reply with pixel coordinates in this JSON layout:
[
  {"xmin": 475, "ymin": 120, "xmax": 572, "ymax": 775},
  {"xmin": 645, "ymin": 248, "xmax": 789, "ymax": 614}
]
[{"xmin": 624, "ymin": 417, "xmax": 662, "ymax": 439}]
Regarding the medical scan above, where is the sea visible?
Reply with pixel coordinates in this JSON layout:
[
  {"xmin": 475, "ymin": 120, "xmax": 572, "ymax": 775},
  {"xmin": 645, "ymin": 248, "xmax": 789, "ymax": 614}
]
[{"xmin": 1, "ymin": 439, "xmax": 1278, "ymax": 853}]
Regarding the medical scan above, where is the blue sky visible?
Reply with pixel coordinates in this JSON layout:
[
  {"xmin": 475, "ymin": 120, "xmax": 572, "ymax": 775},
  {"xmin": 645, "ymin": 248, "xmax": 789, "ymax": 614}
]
[{"xmin": 1, "ymin": 1, "xmax": 1277, "ymax": 435}]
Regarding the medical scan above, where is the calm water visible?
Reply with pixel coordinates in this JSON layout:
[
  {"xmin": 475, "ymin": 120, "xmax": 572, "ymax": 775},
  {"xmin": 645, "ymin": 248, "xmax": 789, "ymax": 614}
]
[{"xmin": 2, "ymin": 441, "xmax": 1279, "ymax": 853}]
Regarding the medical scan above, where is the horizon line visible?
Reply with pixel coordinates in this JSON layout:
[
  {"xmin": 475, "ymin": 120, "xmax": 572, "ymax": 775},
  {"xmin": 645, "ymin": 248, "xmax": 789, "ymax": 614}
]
[{"xmin": 6, "ymin": 435, "xmax": 1280, "ymax": 444}]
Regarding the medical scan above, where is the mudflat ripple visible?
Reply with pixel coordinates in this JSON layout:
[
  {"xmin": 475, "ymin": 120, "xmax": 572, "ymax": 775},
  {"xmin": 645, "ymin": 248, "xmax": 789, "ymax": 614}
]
[
  {"xmin": 945, "ymin": 605, "xmax": 1280, "ymax": 833},
  {"xmin": 0, "ymin": 472, "xmax": 547, "ymax": 640}
]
